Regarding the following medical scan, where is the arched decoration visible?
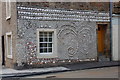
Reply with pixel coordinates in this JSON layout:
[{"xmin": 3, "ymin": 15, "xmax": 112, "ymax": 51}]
[
  {"xmin": 78, "ymin": 25, "xmax": 95, "ymax": 57},
  {"xmin": 58, "ymin": 25, "xmax": 78, "ymax": 59}
]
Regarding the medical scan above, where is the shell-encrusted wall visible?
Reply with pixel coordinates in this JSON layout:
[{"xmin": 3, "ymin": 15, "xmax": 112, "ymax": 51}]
[
  {"xmin": 16, "ymin": 20, "xmax": 97, "ymax": 66},
  {"xmin": 16, "ymin": 6, "xmax": 104, "ymax": 66},
  {"xmin": 17, "ymin": 6, "xmax": 110, "ymax": 22}
]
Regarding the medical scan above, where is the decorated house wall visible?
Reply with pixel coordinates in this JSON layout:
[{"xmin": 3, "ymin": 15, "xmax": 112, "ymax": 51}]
[
  {"xmin": 17, "ymin": 20, "xmax": 97, "ymax": 66},
  {"xmin": 16, "ymin": 6, "xmax": 110, "ymax": 67}
]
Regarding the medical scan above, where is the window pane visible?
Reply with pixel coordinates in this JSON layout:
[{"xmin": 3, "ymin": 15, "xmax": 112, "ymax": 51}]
[
  {"xmin": 44, "ymin": 38, "xmax": 48, "ymax": 42},
  {"xmin": 44, "ymin": 32, "xmax": 47, "ymax": 38},
  {"xmin": 49, "ymin": 32, "xmax": 52, "ymax": 37},
  {"xmin": 49, "ymin": 38, "xmax": 52, "ymax": 42},
  {"xmin": 43, "ymin": 43, "xmax": 47, "ymax": 47},
  {"xmin": 40, "ymin": 38, "xmax": 43, "ymax": 42},
  {"xmin": 48, "ymin": 48, "xmax": 52, "ymax": 52},
  {"xmin": 40, "ymin": 32, "xmax": 43, "ymax": 37},
  {"xmin": 43, "ymin": 48, "xmax": 47, "ymax": 53},
  {"xmin": 48, "ymin": 43, "xmax": 52, "ymax": 47},
  {"xmin": 40, "ymin": 43, "xmax": 47, "ymax": 47},
  {"xmin": 40, "ymin": 32, "xmax": 43, "ymax": 34},
  {"xmin": 40, "ymin": 43, "xmax": 43, "ymax": 47},
  {"xmin": 40, "ymin": 35, "xmax": 43, "ymax": 38},
  {"xmin": 40, "ymin": 49, "xmax": 43, "ymax": 53}
]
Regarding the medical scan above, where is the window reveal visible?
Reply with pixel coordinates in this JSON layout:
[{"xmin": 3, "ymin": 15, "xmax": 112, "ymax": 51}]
[{"xmin": 6, "ymin": 32, "xmax": 12, "ymax": 59}]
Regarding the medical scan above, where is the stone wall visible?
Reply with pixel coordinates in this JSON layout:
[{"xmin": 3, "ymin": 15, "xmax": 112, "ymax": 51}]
[
  {"xmin": 15, "ymin": 3, "xmax": 110, "ymax": 67},
  {"xmin": 16, "ymin": 19, "xmax": 97, "ymax": 67},
  {"xmin": 113, "ymin": 2, "xmax": 120, "ymax": 14},
  {"xmin": 17, "ymin": 2, "xmax": 110, "ymax": 12}
]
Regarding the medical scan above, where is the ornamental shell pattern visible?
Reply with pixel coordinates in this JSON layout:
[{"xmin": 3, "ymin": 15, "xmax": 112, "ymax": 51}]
[
  {"xmin": 17, "ymin": 6, "xmax": 110, "ymax": 22},
  {"xmin": 57, "ymin": 24, "xmax": 79, "ymax": 59}
]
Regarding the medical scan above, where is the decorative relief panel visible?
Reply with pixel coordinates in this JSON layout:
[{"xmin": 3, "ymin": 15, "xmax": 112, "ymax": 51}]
[
  {"xmin": 78, "ymin": 24, "xmax": 95, "ymax": 58},
  {"xmin": 57, "ymin": 25, "xmax": 79, "ymax": 59}
]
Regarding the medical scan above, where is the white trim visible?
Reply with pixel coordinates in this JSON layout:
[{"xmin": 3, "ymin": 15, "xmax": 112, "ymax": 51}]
[
  {"xmin": 6, "ymin": 32, "xmax": 12, "ymax": 59},
  {"xmin": 37, "ymin": 29, "xmax": 57, "ymax": 58},
  {"xmin": 6, "ymin": 0, "xmax": 11, "ymax": 20}
]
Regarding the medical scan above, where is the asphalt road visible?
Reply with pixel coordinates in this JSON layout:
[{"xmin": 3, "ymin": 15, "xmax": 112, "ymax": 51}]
[{"xmin": 26, "ymin": 66, "xmax": 119, "ymax": 78}]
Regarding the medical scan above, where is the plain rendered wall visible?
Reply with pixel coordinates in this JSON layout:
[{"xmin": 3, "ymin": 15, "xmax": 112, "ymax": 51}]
[
  {"xmin": 2, "ymin": 2, "xmax": 17, "ymax": 68},
  {"xmin": 112, "ymin": 15, "xmax": 119, "ymax": 61}
]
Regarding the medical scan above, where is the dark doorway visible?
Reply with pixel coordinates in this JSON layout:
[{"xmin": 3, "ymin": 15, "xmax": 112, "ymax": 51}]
[{"xmin": 2, "ymin": 35, "xmax": 5, "ymax": 65}]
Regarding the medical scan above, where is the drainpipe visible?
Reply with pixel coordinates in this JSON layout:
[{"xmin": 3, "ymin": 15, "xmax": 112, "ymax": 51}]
[{"xmin": 109, "ymin": 0, "xmax": 113, "ymax": 61}]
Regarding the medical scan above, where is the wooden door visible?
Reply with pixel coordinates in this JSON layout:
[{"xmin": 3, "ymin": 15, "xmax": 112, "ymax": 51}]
[{"xmin": 97, "ymin": 24, "xmax": 106, "ymax": 54}]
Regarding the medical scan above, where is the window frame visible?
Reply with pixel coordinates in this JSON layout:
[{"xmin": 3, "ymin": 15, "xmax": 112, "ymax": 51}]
[
  {"xmin": 6, "ymin": 32, "xmax": 12, "ymax": 59},
  {"xmin": 37, "ymin": 29, "xmax": 57, "ymax": 58},
  {"xmin": 39, "ymin": 32, "xmax": 53, "ymax": 54},
  {"xmin": 6, "ymin": 0, "xmax": 11, "ymax": 20}
]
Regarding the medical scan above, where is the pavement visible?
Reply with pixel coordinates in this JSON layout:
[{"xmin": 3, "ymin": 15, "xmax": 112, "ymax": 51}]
[
  {"xmin": 1, "ymin": 67, "xmax": 70, "ymax": 78},
  {"xmin": 0, "ymin": 61, "xmax": 119, "ymax": 78},
  {"xmin": 26, "ymin": 67, "xmax": 119, "ymax": 78}
]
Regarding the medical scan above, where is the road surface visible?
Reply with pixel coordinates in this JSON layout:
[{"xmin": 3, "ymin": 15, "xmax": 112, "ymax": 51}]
[{"xmin": 26, "ymin": 66, "xmax": 119, "ymax": 78}]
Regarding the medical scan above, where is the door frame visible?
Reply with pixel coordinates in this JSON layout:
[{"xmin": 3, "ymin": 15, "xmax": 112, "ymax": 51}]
[{"xmin": 96, "ymin": 22, "xmax": 110, "ymax": 61}]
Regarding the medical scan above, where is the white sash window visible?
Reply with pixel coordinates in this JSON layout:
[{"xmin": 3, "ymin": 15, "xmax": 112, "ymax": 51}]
[{"xmin": 37, "ymin": 29, "xmax": 57, "ymax": 58}]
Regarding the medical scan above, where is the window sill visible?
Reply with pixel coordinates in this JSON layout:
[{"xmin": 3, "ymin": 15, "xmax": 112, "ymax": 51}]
[
  {"xmin": 40, "ymin": 53, "xmax": 53, "ymax": 54},
  {"xmin": 6, "ymin": 16, "xmax": 11, "ymax": 21},
  {"xmin": 7, "ymin": 55, "xmax": 12, "ymax": 59},
  {"xmin": 37, "ymin": 54, "xmax": 57, "ymax": 58}
]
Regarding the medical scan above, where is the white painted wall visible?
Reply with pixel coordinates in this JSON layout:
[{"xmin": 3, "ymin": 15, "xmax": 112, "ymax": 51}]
[
  {"xmin": 118, "ymin": 16, "xmax": 120, "ymax": 61},
  {"xmin": 112, "ymin": 15, "xmax": 119, "ymax": 61}
]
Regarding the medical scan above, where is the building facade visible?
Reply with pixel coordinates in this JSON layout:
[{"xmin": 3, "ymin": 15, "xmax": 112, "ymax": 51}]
[{"xmin": 0, "ymin": 2, "xmax": 113, "ymax": 69}]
